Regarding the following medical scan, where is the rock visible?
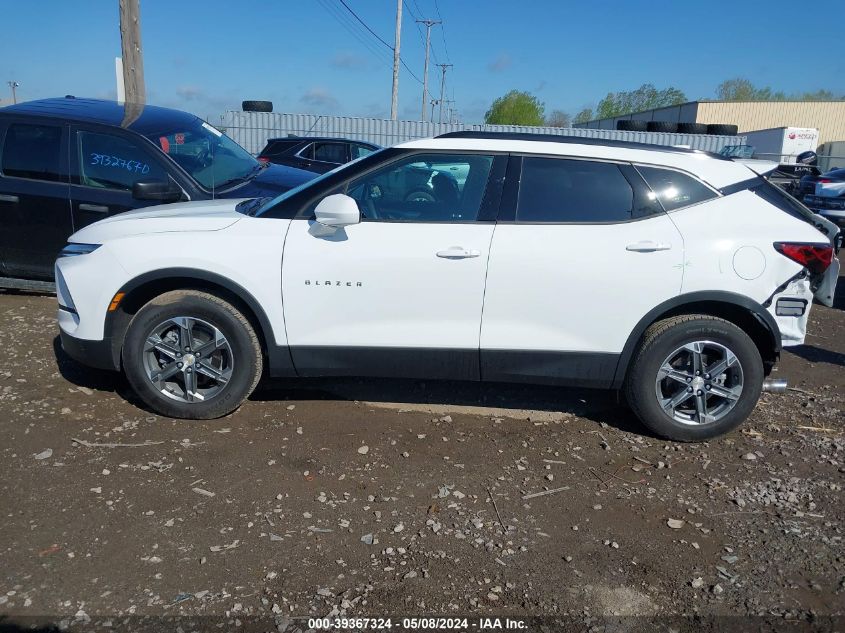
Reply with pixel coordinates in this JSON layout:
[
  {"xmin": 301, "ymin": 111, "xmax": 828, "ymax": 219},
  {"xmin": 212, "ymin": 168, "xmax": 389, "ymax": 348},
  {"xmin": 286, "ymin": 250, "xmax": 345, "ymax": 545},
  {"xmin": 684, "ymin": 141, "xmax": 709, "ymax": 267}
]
[
  {"xmin": 34, "ymin": 449, "xmax": 53, "ymax": 460},
  {"xmin": 667, "ymin": 518, "xmax": 685, "ymax": 529},
  {"xmin": 90, "ymin": 487, "xmax": 102, "ymax": 494},
  {"xmin": 393, "ymin": 523, "xmax": 405, "ymax": 533},
  {"xmin": 358, "ymin": 445, "xmax": 370, "ymax": 455},
  {"xmin": 404, "ymin": 570, "xmax": 417, "ymax": 579},
  {"xmin": 742, "ymin": 453, "xmax": 757, "ymax": 461},
  {"xmin": 712, "ymin": 584, "xmax": 724, "ymax": 595},
  {"xmin": 316, "ymin": 588, "xmax": 333, "ymax": 597},
  {"xmin": 361, "ymin": 533, "xmax": 374, "ymax": 545},
  {"xmin": 691, "ymin": 577, "xmax": 704, "ymax": 589}
]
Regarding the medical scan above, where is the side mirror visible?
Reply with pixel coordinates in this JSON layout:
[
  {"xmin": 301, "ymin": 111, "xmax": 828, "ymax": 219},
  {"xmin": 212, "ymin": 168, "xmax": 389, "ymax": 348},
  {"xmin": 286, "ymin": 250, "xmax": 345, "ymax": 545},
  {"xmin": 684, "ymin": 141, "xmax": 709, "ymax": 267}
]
[
  {"xmin": 314, "ymin": 193, "xmax": 360, "ymax": 228},
  {"xmin": 132, "ymin": 179, "xmax": 183, "ymax": 203}
]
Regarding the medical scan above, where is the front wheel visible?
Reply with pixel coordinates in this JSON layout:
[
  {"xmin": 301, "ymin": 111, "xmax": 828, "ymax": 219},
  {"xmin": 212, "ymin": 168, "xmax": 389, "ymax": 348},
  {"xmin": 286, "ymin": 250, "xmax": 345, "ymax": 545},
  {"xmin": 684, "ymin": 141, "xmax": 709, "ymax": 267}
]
[
  {"xmin": 624, "ymin": 315, "xmax": 764, "ymax": 441},
  {"xmin": 122, "ymin": 290, "xmax": 263, "ymax": 419}
]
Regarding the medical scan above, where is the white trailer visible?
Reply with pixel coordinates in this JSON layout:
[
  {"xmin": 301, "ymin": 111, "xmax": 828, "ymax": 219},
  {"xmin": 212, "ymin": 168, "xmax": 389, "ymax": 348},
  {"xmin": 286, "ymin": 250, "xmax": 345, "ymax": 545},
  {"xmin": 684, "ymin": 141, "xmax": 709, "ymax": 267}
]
[{"xmin": 743, "ymin": 127, "xmax": 819, "ymax": 164}]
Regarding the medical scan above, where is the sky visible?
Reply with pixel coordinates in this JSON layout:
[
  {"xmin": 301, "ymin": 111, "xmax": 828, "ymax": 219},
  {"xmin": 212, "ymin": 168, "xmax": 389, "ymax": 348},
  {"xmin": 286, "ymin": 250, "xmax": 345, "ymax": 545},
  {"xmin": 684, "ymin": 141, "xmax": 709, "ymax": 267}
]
[{"xmin": 2, "ymin": 0, "xmax": 844, "ymax": 125}]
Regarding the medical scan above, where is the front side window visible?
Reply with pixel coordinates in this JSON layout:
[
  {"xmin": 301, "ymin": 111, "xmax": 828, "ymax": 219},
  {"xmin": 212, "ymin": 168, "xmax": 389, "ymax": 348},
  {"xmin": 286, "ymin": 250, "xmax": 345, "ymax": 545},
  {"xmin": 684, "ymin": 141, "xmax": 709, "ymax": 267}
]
[
  {"xmin": 78, "ymin": 131, "xmax": 167, "ymax": 191},
  {"xmin": 147, "ymin": 121, "xmax": 259, "ymax": 190},
  {"xmin": 516, "ymin": 157, "xmax": 634, "ymax": 223},
  {"xmin": 636, "ymin": 165, "xmax": 717, "ymax": 211},
  {"xmin": 345, "ymin": 153, "xmax": 494, "ymax": 222},
  {"xmin": 313, "ymin": 142, "xmax": 347, "ymax": 164},
  {"xmin": 1, "ymin": 123, "xmax": 63, "ymax": 182}
]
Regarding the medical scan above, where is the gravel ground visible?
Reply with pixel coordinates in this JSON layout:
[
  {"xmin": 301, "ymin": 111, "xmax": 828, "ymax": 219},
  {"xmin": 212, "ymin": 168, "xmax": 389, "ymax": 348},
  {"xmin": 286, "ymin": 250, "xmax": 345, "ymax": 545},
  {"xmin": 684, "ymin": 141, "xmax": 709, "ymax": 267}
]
[{"xmin": 0, "ymin": 275, "xmax": 842, "ymax": 632}]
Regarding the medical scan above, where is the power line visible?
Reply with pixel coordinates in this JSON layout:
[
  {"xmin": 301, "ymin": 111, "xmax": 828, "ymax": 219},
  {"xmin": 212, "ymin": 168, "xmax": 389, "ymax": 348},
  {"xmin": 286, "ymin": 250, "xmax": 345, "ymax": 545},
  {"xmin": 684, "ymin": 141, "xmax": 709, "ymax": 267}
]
[
  {"xmin": 336, "ymin": 0, "xmax": 393, "ymax": 50},
  {"xmin": 315, "ymin": 0, "xmax": 391, "ymax": 66},
  {"xmin": 433, "ymin": 0, "xmax": 451, "ymax": 62},
  {"xmin": 332, "ymin": 0, "xmax": 423, "ymax": 86}
]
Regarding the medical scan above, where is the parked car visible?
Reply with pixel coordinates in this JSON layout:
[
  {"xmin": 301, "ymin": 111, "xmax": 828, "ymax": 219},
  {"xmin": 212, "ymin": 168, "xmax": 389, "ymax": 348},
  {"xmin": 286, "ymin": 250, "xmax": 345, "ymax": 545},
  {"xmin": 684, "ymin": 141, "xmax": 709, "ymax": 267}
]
[
  {"xmin": 258, "ymin": 136, "xmax": 379, "ymax": 173},
  {"xmin": 799, "ymin": 167, "xmax": 845, "ymax": 201},
  {"xmin": 804, "ymin": 179, "xmax": 845, "ymax": 230},
  {"xmin": 0, "ymin": 97, "xmax": 318, "ymax": 282},
  {"xmin": 55, "ymin": 132, "xmax": 840, "ymax": 441}
]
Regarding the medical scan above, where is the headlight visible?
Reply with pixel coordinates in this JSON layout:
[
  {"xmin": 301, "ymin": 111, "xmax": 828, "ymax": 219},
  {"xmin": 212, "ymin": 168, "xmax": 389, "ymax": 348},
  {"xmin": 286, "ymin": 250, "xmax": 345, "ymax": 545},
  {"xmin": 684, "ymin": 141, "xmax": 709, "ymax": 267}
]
[{"xmin": 58, "ymin": 243, "xmax": 101, "ymax": 258}]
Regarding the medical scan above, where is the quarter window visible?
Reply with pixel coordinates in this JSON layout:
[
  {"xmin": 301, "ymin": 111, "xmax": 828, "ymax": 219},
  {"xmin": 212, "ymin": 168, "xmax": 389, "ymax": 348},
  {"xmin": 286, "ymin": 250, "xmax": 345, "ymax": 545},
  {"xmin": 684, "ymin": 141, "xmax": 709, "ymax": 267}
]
[
  {"xmin": 345, "ymin": 153, "xmax": 494, "ymax": 222},
  {"xmin": 516, "ymin": 157, "xmax": 634, "ymax": 223},
  {"xmin": 636, "ymin": 165, "xmax": 716, "ymax": 211},
  {"xmin": 78, "ymin": 131, "xmax": 166, "ymax": 191},
  {"xmin": 1, "ymin": 123, "xmax": 63, "ymax": 182}
]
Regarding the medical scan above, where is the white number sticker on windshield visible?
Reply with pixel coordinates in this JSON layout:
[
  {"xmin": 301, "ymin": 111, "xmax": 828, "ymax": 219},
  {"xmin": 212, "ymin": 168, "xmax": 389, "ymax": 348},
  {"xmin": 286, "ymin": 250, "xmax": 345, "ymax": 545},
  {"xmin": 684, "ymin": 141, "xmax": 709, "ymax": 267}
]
[{"xmin": 201, "ymin": 121, "xmax": 223, "ymax": 137}]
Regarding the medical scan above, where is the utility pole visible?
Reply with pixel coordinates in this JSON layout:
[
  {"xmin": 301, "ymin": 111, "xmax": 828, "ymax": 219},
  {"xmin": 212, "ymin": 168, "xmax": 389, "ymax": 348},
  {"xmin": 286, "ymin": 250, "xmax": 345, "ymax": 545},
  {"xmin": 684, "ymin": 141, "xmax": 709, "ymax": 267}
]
[
  {"xmin": 119, "ymin": 0, "xmax": 145, "ymax": 105},
  {"xmin": 436, "ymin": 64, "xmax": 452, "ymax": 123},
  {"xmin": 416, "ymin": 19, "xmax": 440, "ymax": 121},
  {"xmin": 7, "ymin": 81, "xmax": 19, "ymax": 104},
  {"xmin": 390, "ymin": 0, "xmax": 402, "ymax": 120}
]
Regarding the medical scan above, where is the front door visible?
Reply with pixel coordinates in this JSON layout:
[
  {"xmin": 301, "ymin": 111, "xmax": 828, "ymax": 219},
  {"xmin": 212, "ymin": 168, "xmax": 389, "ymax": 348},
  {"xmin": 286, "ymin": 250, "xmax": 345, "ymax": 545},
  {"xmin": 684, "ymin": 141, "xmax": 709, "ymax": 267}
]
[
  {"xmin": 281, "ymin": 151, "xmax": 504, "ymax": 380},
  {"xmin": 0, "ymin": 120, "xmax": 71, "ymax": 280},
  {"xmin": 69, "ymin": 125, "xmax": 175, "ymax": 232}
]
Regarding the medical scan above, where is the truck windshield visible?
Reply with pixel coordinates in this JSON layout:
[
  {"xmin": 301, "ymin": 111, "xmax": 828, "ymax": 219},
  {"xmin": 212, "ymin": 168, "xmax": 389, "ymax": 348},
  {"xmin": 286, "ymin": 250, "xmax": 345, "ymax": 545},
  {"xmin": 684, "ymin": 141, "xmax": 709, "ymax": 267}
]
[{"xmin": 146, "ymin": 120, "xmax": 259, "ymax": 190}]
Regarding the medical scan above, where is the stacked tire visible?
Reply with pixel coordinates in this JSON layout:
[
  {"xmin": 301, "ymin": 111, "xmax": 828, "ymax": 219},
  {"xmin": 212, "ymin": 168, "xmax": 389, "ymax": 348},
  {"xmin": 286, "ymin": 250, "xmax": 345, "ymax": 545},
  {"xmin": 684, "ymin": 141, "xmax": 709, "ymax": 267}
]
[
  {"xmin": 616, "ymin": 119, "xmax": 738, "ymax": 136},
  {"xmin": 242, "ymin": 100, "xmax": 273, "ymax": 113}
]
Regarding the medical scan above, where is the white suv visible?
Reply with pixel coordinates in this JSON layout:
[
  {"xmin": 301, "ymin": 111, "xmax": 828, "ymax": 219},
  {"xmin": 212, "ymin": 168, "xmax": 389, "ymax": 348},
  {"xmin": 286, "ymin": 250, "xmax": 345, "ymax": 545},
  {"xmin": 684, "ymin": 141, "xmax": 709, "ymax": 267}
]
[{"xmin": 55, "ymin": 132, "xmax": 840, "ymax": 441}]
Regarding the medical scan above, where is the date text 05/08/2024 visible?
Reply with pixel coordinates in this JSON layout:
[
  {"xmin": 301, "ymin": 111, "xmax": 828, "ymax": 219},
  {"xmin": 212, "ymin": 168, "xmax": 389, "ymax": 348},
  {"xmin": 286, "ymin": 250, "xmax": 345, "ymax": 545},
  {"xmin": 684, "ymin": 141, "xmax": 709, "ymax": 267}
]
[{"xmin": 306, "ymin": 617, "xmax": 528, "ymax": 630}]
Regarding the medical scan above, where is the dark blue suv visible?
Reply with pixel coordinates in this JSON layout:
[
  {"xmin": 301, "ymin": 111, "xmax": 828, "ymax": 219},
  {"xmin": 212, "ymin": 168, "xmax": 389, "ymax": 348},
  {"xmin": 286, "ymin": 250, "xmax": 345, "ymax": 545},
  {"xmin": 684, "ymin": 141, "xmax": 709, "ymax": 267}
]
[{"xmin": 0, "ymin": 97, "xmax": 317, "ymax": 282}]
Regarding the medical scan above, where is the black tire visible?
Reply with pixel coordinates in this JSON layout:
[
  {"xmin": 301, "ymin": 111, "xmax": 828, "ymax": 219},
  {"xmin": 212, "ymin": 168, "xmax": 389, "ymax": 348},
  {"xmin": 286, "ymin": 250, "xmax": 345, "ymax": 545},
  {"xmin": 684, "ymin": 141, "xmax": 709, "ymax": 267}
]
[
  {"xmin": 624, "ymin": 315, "xmax": 764, "ymax": 442},
  {"xmin": 677, "ymin": 122, "xmax": 709, "ymax": 135},
  {"xmin": 617, "ymin": 120, "xmax": 648, "ymax": 132},
  {"xmin": 123, "ymin": 290, "xmax": 263, "ymax": 419},
  {"xmin": 707, "ymin": 123, "xmax": 738, "ymax": 136},
  {"xmin": 646, "ymin": 121, "xmax": 678, "ymax": 133},
  {"xmin": 242, "ymin": 100, "xmax": 273, "ymax": 113}
]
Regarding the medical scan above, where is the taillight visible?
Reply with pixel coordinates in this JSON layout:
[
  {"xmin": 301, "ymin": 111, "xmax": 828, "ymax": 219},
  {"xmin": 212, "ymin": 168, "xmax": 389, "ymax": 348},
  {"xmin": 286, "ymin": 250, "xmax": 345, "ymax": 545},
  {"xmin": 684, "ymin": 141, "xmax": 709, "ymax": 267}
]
[
  {"xmin": 817, "ymin": 178, "xmax": 831, "ymax": 184},
  {"xmin": 257, "ymin": 156, "xmax": 269, "ymax": 163},
  {"xmin": 774, "ymin": 242, "xmax": 834, "ymax": 275}
]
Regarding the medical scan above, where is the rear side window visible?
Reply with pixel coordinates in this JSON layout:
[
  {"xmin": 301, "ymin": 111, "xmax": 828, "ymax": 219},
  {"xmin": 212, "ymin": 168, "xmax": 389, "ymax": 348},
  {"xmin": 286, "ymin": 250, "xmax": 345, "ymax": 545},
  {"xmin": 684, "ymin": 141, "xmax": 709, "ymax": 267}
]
[
  {"xmin": 313, "ymin": 142, "xmax": 347, "ymax": 164},
  {"xmin": 1, "ymin": 123, "xmax": 63, "ymax": 182},
  {"xmin": 636, "ymin": 165, "xmax": 716, "ymax": 211},
  {"xmin": 516, "ymin": 157, "xmax": 634, "ymax": 223},
  {"xmin": 78, "ymin": 131, "xmax": 167, "ymax": 191}
]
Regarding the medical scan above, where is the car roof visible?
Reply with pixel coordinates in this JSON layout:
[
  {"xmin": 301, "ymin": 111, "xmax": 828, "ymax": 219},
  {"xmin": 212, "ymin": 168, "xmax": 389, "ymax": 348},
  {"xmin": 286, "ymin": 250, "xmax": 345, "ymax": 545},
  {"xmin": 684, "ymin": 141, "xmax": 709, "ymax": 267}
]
[
  {"xmin": 265, "ymin": 136, "xmax": 379, "ymax": 146},
  {"xmin": 397, "ymin": 133, "xmax": 752, "ymax": 189},
  {"xmin": 0, "ymin": 97, "xmax": 201, "ymax": 136}
]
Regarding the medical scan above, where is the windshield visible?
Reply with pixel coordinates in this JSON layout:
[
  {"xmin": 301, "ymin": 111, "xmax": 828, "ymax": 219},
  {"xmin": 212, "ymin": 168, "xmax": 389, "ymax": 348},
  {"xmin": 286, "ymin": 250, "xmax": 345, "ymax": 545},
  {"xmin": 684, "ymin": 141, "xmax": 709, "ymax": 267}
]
[
  {"xmin": 254, "ymin": 149, "xmax": 385, "ymax": 216},
  {"xmin": 146, "ymin": 120, "xmax": 258, "ymax": 190}
]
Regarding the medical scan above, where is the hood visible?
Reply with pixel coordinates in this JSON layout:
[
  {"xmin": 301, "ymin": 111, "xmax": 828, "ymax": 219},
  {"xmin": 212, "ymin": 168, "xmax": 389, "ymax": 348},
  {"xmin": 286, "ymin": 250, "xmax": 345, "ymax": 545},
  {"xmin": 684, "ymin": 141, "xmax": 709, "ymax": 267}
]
[
  {"xmin": 216, "ymin": 163, "xmax": 317, "ymax": 198},
  {"xmin": 69, "ymin": 198, "xmax": 246, "ymax": 244},
  {"xmin": 815, "ymin": 181, "xmax": 845, "ymax": 197}
]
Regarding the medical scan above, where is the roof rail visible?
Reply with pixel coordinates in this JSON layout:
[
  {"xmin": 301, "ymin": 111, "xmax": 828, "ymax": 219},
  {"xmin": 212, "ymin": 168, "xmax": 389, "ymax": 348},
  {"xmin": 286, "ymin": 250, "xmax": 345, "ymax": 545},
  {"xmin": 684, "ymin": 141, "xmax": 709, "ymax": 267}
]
[{"xmin": 435, "ymin": 131, "xmax": 729, "ymax": 160}]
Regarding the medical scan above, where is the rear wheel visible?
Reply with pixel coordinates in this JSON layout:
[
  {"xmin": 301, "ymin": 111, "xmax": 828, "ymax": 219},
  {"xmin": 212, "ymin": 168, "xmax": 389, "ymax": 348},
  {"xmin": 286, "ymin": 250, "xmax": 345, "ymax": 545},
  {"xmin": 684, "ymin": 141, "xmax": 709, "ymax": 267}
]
[
  {"xmin": 625, "ymin": 315, "xmax": 763, "ymax": 441},
  {"xmin": 123, "ymin": 290, "xmax": 263, "ymax": 419}
]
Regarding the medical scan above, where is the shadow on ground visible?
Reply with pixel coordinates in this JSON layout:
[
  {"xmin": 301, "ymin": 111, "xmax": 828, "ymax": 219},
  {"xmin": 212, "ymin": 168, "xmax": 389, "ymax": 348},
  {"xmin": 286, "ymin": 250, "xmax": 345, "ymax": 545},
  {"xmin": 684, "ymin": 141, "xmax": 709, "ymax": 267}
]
[{"xmin": 53, "ymin": 336, "xmax": 645, "ymax": 436}]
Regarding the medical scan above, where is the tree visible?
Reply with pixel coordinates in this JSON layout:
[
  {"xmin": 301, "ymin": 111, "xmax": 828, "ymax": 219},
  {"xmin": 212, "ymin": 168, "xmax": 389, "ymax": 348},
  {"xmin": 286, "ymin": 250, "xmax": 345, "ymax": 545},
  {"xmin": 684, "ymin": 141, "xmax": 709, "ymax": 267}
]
[
  {"xmin": 484, "ymin": 90, "xmax": 545, "ymax": 126},
  {"xmin": 596, "ymin": 83, "xmax": 687, "ymax": 119},
  {"xmin": 715, "ymin": 78, "xmax": 842, "ymax": 101},
  {"xmin": 545, "ymin": 109, "xmax": 571, "ymax": 127},
  {"xmin": 573, "ymin": 108, "xmax": 594, "ymax": 124}
]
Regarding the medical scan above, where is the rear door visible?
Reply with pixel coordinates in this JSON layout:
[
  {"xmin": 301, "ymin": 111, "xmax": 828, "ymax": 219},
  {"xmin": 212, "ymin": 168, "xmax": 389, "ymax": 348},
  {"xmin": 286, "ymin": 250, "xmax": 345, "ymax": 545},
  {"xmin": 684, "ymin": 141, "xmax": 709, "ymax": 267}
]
[
  {"xmin": 480, "ymin": 155, "xmax": 685, "ymax": 387},
  {"xmin": 69, "ymin": 124, "xmax": 176, "ymax": 231},
  {"xmin": 0, "ymin": 118, "xmax": 72, "ymax": 280}
]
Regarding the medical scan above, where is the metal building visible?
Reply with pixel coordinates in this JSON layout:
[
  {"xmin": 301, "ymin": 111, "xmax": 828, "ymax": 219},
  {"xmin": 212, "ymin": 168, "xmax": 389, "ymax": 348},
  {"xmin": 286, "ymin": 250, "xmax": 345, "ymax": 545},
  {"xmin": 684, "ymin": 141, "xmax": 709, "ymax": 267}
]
[
  {"xmin": 575, "ymin": 101, "xmax": 845, "ymax": 146},
  {"xmin": 221, "ymin": 110, "xmax": 745, "ymax": 156}
]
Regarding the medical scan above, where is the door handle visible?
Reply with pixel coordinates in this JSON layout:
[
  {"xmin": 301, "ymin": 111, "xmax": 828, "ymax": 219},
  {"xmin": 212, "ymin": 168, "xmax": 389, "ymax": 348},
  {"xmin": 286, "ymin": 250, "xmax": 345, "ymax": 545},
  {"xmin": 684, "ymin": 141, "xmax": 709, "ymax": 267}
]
[
  {"xmin": 436, "ymin": 247, "xmax": 481, "ymax": 259},
  {"xmin": 78, "ymin": 203, "xmax": 110, "ymax": 213},
  {"xmin": 626, "ymin": 241, "xmax": 671, "ymax": 252},
  {"xmin": 0, "ymin": 194, "xmax": 19, "ymax": 203}
]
